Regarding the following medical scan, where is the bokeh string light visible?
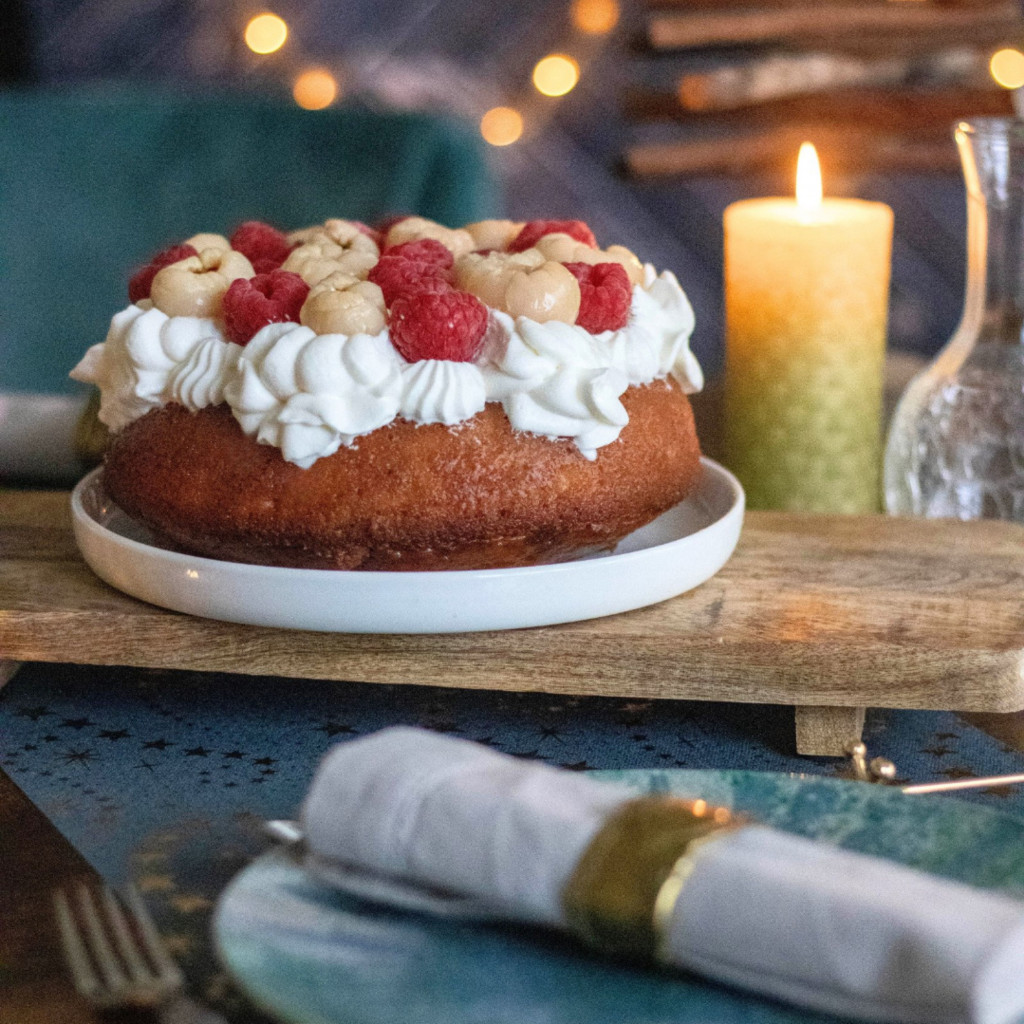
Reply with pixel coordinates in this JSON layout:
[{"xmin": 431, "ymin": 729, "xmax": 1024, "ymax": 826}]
[
  {"xmin": 532, "ymin": 54, "xmax": 580, "ymax": 97},
  {"xmin": 480, "ymin": 106, "xmax": 524, "ymax": 146},
  {"xmin": 571, "ymin": 0, "xmax": 620, "ymax": 36},
  {"xmin": 293, "ymin": 68, "xmax": 339, "ymax": 110},
  {"xmin": 244, "ymin": 12, "xmax": 288, "ymax": 55},
  {"xmin": 238, "ymin": 2, "xmax": 619, "ymax": 134},
  {"xmin": 990, "ymin": 47, "xmax": 1024, "ymax": 90}
]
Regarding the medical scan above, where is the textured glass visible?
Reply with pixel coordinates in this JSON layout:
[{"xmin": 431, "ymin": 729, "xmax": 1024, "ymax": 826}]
[{"xmin": 885, "ymin": 118, "xmax": 1024, "ymax": 520}]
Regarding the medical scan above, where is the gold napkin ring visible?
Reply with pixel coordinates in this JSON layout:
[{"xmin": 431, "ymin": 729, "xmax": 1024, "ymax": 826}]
[
  {"xmin": 561, "ymin": 796, "xmax": 739, "ymax": 961},
  {"xmin": 651, "ymin": 828, "xmax": 733, "ymax": 961}
]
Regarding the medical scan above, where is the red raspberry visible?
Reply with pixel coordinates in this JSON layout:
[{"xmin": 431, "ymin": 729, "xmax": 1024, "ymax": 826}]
[
  {"xmin": 368, "ymin": 251, "xmax": 453, "ymax": 307},
  {"xmin": 221, "ymin": 271, "xmax": 310, "ymax": 346},
  {"xmin": 508, "ymin": 219, "xmax": 597, "ymax": 253},
  {"xmin": 381, "ymin": 238, "xmax": 454, "ymax": 269},
  {"xmin": 229, "ymin": 221, "xmax": 292, "ymax": 275},
  {"xmin": 564, "ymin": 262, "xmax": 632, "ymax": 333},
  {"xmin": 127, "ymin": 243, "xmax": 198, "ymax": 304},
  {"xmin": 389, "ymin": 289, "xmax": 488, "ymax": 362}
]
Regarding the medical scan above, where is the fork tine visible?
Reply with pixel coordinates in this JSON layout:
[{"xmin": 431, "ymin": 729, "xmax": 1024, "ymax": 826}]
[
  {"xmin": 53, "ymin": 889, "xmax": 102, "ymax": 998},
  {"xmin": 124, "ymin": 884, "xmax": 184, "ymax": 988},
  {"xmin": 100, "ymin": 886, "xmax": 155, "ymax": 985},
  {"xmin": 75, "ymin": 883, "xmax": 129, "ymax": 992}
]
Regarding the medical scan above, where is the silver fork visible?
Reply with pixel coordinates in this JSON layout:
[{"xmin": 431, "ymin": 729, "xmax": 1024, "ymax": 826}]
[{"xmin": 53, "ymin": 882, "xmax": 184, "ymax": 1015}]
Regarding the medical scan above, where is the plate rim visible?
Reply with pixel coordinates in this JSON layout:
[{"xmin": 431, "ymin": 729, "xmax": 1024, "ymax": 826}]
[{"xmin": 70, "ymin": 457, "xmax": 744, "ymax": 632}]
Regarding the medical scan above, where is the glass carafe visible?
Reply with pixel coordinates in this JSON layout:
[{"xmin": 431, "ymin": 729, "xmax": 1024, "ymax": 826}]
[{"xmin": 884, "ymin": 118, "xmax": 1024, "ymax": 520}]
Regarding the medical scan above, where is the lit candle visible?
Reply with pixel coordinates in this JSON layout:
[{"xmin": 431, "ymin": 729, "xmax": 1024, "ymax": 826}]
[{"xmin": 723, "ymin": 143, "xmax": 893, "ymax": 513}]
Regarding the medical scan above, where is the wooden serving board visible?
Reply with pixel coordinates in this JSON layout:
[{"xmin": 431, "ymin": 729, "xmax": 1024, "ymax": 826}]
[{"xmin": 3, "ymin": 490, "xmax": 1024, "ymax": 756}]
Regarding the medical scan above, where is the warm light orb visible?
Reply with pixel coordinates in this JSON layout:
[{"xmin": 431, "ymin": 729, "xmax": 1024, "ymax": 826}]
[
  {"xmin": 244, "ymin": 12, "xmax": 288, "ymax": 55},
  {"xmin": 990, "ymin": 48, "xmax": 1024, "ymax": 89},
  {"xmin": 293, "ymin": 69, "xmax": 338, "ymax": 110},
  {"xmin": 532, "ymin": 54, "xmax": 580, "ymax": 97},
  {"xmin": 480, "ymin": 106, "xmax": 523, "ymax": 146},
  {"xmin": 571, "ymin": 0, "xmax": 620, "ymax": 35},
  {"xmin": 796, "ymin": 141, "xmax": 823, "ymax": 211}
]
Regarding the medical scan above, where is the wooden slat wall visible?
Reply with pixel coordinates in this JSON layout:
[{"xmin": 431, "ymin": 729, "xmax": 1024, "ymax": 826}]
[{"xmin": 624, "ymin": 0, "xmax": 1023, "ymax": 177}]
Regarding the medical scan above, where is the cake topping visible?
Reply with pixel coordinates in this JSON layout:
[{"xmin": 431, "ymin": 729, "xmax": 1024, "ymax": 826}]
[
  {"xmin": 282, "ymin": 237, "xmax": 378, "ymax": 286},
  {"xmin": 383, "ymin": 216, "xmax": 475, "ymax": 259},
  {"xmin": 531, "ymin": 234, "xmax": 645, "ymax": 287},
  {"xmin": 299, "ymin": 275, "xmax": 386, "ymax": 336},
  {"xmin": 128, "ymin": 244, "xmax": 199, "ymax": 304},
  {"xmin": 166, "ymin": 336, "xmax": 239, "ymax": 411},
  {"xmin": 454, "ymin": 250, "xmax": 543, "ymax": 311},
  {"xmin": 504, "ymin": 261, "xmax": 581, "ymax": 324},
  {"xmin": 564, "ymin": 261, "xmax": 632, "ymax": 333},
  {"xmin": 464, "ymin": 219, "xmax": 523, "ymax": 252},
  {"xmin": 368, "ymin": 241, "xmax": 454, "ymax": 306},
  {"xmin": 229, "ymin": 221, "xmax": 293, "ymax": 275},
  {"xmin": 287, "ymin": 219, "xmax": 381, "ymax": 253},
  {"xmin": 222, "ymin": 270, "xmax": 310, "ymax": 345},
  {"xmin": 149, "ymin": 248, "xmax": 255, "ymax": 319},
  {"xmin": 389, "ymin": 289, "xmax": 488, "ymax": 363},
  {"xmin": 380, "ymin": 237, "xmax": 454, "ymax": 268},
  {"xmin": 184, "ymin": 232, "xmax": 231, "ymax": 252},
  {"xmin": 399, "ymin": 359, "xmax": 487, "ymax": 425},
  {"xmin": 227, "ymin": 323, "xmax": 405, "ymax": 468},
  {"xmin": 350, "ymin": 221, "xmax": 383, "ymax": 247},
  {"xmin": 71, "ymin": 305, "xmax": 230, "ymax": 432},
  {"xmin": 73, "ymin": 215, "xmax": 704, "ymax": 468},
  {"xmin": 508, "ymin": 219, "xmax": 597, "ymax": 253}
]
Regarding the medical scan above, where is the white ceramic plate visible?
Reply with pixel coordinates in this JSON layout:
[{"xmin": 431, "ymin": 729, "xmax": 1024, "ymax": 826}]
[{"xmin": 70, "ymin": 458, "xmax": 744, "ymax": 634}]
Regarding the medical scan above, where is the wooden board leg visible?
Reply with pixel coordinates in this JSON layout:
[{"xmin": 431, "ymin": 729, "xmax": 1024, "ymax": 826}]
[
  {"xmin": 794, "ymin": 705, "xmax": 866, "ymax": 757},
  {"xmin": 0, "ymin": 660, "xmax": 23, "ymax": 691}
]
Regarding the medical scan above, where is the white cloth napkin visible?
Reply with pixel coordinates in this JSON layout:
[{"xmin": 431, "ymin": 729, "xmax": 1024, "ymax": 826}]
[{"xmin": 300, "ymin": 726, "xmax": 1024, "ymax": 1024}]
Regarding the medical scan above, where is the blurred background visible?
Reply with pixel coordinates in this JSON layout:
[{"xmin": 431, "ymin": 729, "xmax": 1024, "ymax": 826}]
[{"xmin": 3, "ymin": 0, "xmax": 1023, "ymax": 398}]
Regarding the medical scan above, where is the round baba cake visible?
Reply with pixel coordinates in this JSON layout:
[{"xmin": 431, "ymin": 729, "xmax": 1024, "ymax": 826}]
[{"xmin": 72, "ymin": 216, "xmax": 705, "ymax": 571}]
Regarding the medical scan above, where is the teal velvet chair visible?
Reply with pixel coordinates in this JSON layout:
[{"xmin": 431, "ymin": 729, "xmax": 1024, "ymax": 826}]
[{"xmin": 0, "ymin": 85, "xmax": 499, "ymax": 398}]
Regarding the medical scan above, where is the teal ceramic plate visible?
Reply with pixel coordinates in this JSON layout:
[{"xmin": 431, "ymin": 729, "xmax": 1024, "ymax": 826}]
[{"xmin": 214, "ymin": 770, "xmax": 1024, "ymax": 1024}]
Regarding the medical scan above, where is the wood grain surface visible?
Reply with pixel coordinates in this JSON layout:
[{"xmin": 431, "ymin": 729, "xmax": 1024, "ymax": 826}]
[
  {"xmin": 4, "ymin": 490, "xmax": 1024, "ymax": 722},
  {"xmin": 645, "ymin": 2, "xmax": 1022, "ymax": 51},
  {"xmin": 624, "ymin": 126, "xmax": 963, "ymax": 177}
]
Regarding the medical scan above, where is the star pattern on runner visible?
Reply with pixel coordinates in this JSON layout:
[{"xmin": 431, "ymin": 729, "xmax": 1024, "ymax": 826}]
[
  {"xmin": 60, "ymin": 717, "xmax": 95, "ymax": 730},
  {"xmin": 98, "ymin": 729, "xmax": 131, "ymax": 742},
  {"xmin": 318, "ymin": 722, "xmax": 357, "ymax": 737},
  {"xmin": 59, "ymin": 748, "xmax": 96, "ymax": 767}
]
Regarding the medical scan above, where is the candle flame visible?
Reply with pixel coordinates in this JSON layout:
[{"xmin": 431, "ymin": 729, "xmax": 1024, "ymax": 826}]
[{"xmin": 796, "ymin": 142, "xmax": 822, "ymax": 212}]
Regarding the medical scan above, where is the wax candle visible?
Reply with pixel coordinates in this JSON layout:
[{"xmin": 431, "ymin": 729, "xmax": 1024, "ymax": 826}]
[{"xmin": 724, "ymin": 144, "xmax": 893, "ymax": 513}]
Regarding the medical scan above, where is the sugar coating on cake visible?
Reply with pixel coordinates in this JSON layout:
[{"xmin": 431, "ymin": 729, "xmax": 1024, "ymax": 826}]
[{"xmin": 72, "ymin": 217, "xmax": 704, "ymax": 466}]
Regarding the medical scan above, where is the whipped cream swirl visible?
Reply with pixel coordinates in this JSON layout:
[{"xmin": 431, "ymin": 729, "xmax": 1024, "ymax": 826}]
[
  {"xmin": 72, "ymin": 265, "xmax": 702, "ymax": 466},
  {"xmin": 71, "ymin": 302, "xmax": 239, "ymax": 432},
  {"xmin": 482, "ymin": 267, "xmax": 702, "ymax": 459},
  {"xmin": 225, "ymin": 324, "xmax": 406, "ymax": 468}
]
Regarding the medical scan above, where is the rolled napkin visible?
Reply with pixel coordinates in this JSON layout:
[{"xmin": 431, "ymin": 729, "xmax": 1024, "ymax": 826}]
[{"xmin": 301, "ymin": 727, "xmax": 1024, "ymax": 1024}]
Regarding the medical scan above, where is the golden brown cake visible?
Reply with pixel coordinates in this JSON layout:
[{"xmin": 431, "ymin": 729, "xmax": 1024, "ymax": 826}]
[{"xmin": 72, "ymin": 216, "xmax": 705, "ymax": 570}]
